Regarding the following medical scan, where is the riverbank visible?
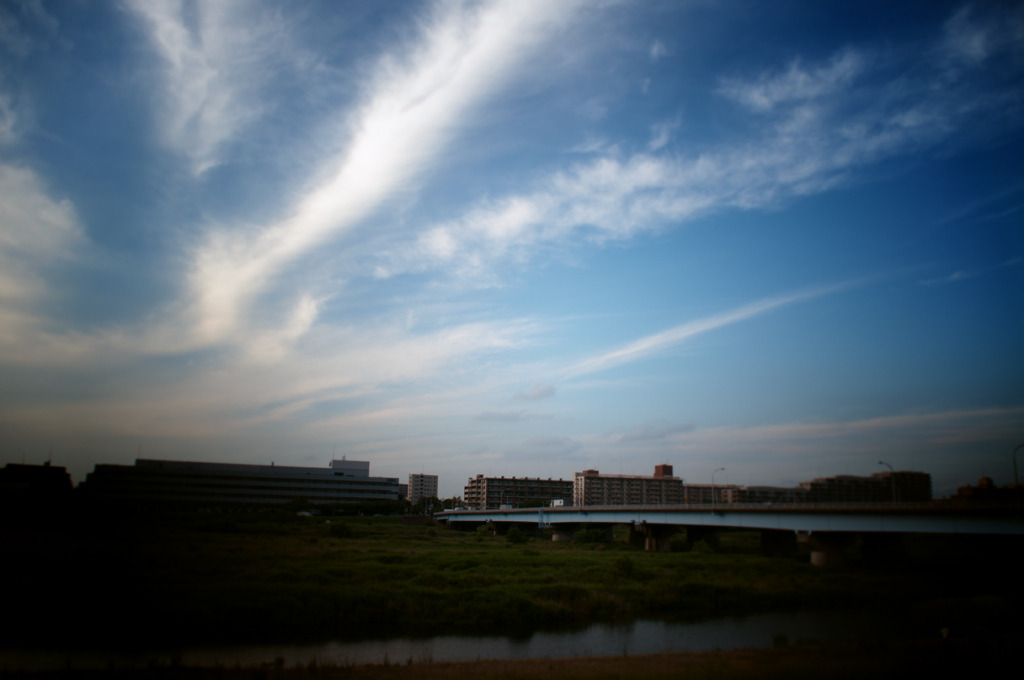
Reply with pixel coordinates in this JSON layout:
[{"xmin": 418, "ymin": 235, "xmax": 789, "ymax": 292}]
[{"xmin": 3, "ymin": 637, "xmax": 1020, "ymax": 679}]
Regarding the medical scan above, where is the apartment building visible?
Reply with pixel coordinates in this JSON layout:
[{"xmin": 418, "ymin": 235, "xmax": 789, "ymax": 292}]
[
  {"xmin": 799, "ymin": 470, "xmax": 932, "ymax": 503},
  {"xmin": 407, "ymin": 473, "xmax": 439, "ymax": 505},
  {"xmin": 573, "ymin": 464, "xmax": 686, "ymax": 506},
  {"xmin": 463, "ymin": 474, "xmax": 573, "ymax": 510}
]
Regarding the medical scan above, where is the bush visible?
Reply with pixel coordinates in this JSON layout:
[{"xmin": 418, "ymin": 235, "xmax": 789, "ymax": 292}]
[
  {"xmin": 328, "ymin": 522, "xmax": 353, "ymax": 538},
  {"xmin": 669, "ymin": 535, "xmax": 689, "ymax": 552},
  {"xmin": 691, "ymin": 539, "xmax": 714, "ymax": 554},
  {"xmin": 505, "ymin": 526, "xmax": 527, "ymax": 544},
  {"xmin": 575, "ymin": 527, "xmax": 610, "ymax": 544}
]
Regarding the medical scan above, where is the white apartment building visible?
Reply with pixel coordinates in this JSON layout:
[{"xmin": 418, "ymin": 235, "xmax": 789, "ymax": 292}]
[{"xmin": 407, "ymin": 473, "xmax": 439, "ymax": 504}]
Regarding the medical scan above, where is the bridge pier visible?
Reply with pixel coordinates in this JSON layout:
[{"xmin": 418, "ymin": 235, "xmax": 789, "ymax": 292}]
[
  {"xmin": 551, "ymin": 528, "xmax": 574, "ymax": 542},
  {"xmin": 629, "ymin": 522, "xmax": 674, "ymax": 552},
  {"xmin": 799, "ymin": 531, "xmax": 855, "ymax": 567}
]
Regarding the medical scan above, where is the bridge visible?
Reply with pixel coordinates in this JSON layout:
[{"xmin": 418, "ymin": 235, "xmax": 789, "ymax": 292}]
[{"xmin": 435, "ymin": 503, "xmax": 1024, "ymax": 566}]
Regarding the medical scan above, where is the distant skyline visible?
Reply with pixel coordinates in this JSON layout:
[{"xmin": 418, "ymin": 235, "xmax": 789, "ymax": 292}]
[{"xmin": 1, "ymin": 0, "xmax": 1021, "ymax": 499}]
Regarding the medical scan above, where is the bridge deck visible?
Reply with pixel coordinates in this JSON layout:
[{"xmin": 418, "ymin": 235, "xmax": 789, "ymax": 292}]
[{"xmin": 436, "ymin": 503, "xmax": 1024, "ymax": 535}]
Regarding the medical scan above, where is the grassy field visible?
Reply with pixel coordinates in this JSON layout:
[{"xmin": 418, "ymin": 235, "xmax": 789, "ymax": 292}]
[{"xmin": 1, "ymin": 507, "xmax": 1020, "ymax": 654}]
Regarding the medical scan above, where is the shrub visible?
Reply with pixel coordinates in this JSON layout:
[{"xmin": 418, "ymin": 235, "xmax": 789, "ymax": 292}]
[
  {"xmin": 328, "ymin": 522, "xmax": 353, "ymax": 538},
  {"xmin": 505, "ymin": 526, "xmax": 527, "ymax": 544},
  {"xmin": 575, "ymin": 527, "xmax": 610, "ymax": 544},
  {"xmin": 691, "ymin": 539, "xmax": 714, "ymax": 554}
]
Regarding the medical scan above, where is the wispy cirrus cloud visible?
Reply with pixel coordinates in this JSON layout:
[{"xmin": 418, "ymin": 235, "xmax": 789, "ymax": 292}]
[
  {"xmin": 919, "ymin": 257, "xmax": 1022, "ymax": 286},
  {"xmin": 617, "ymin": 419, "xmax": 694, "ymax": 443},
  {"xmin": 562, "ymin": 281, "xmax": 856, "ymax": 379},
  {"xmin": 475, "ymin": 409, "xmax": 551, "ymax": 423},
  {"xmin": 377, "ymin": 6, "xmax": 1023, "ymax": 285},
  {"xmin": 183, "ymin": 0, "xmax": 582, "ymax": 350},
  {"xmin": 717, "ymin": 48, "xmax": 866, "ymax": 112},
  {"xmin": 126, "ymin": 0, "xmax": 305, "ymax": 175}
]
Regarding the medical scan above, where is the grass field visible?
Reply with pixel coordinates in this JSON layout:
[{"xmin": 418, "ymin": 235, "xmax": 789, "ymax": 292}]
[{"xmin": 1, "ymin": 507, "xmax": 1020, "ymax": 655}]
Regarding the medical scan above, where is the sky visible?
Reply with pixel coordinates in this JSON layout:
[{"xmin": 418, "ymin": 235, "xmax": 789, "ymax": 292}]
[{"xmin": 1, "ymin": 0, "xmax": 1022, "ymax": 499}]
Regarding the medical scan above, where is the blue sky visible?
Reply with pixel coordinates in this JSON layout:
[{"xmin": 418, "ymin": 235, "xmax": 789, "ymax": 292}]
[{"xmin": 1, "ymin": 0, "xmax": 1021, "ymax": 499}]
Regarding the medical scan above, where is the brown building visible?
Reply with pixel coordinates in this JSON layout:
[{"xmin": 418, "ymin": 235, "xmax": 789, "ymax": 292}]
[
  {"xmin": 573, "ymin": 465, "xmax": 686, "ymax": 506},
  {"xmin": 463, "ymin": 474, "xmax": 573, "ymax": 510},
  {"xmin": 798, "ymin": 470, "xmax": 932, "ymax": 503}
]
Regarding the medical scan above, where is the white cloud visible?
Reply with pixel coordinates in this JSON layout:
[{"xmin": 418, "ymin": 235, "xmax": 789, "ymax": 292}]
[
  {"xmin": 125, "ymin": 0, "xmax": 300, "ymax": 175},
  {"xmin": 0, "ymin": 163, "xmax": 121, "ymax": 372},
  {"xmin": 0, "ymin": 315, "xmax": 536, "ymax": 445},
  {"xmin": 376, "ymin": 19, "xmax": 1022, "ymax": 286},
  {"xmin": 940, "ymin": 3, "xmax": 1024, "ymax": 67},
  {"xmin": 649, "ymin": 39, "xmax": 668, "ymax": 62},
  {"xmin": 718, "ymin": 48, "xmax": 866, "ymax": 112},
  {"xmin": 515, "ymin": 381, "xmax": 557, "ymax": 401},
  {"xmin": 0, "ymin": 92, "xmax": 17, "ymax": 145},
  {"xmin": 184, "ymin": 0, "xmax": 581, "ymax": 350},
  {"xmin": 0, "ymin": 165, "xmax": 84, "ymax": 348},
  {"xmin": 648, "ymin": 116, "xmax": 680, "ymax": 151}
]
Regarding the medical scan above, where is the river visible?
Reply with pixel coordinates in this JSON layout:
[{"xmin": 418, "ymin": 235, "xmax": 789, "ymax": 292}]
[{"xmin": 1, "ymin": 609, "xmax": 930, "ymax": 672}]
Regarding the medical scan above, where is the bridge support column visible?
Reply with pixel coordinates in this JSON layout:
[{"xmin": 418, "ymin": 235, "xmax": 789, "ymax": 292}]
[
  {"xmin": 551, "ymin": 529, "xmax": 573, "ymax": 542},
  {"xmin": 798, "ymin": 532, "xmax": 854, "ymax": 567},
  {"xmin": 647, "ymin": 525, "xmax": 675, "ymax": 552},
  {"xmin": 686, "ymin": 526, "xmax": 720, "ymax": 551},
  {"xmin": 628, "ymin": 524, "xmax": 646, "ymax": 549},
  {"xmin": 760, "ymin": 530, "xmax": 798, "ymax": 558},
  {"xmin": 630, "ymin": 523, "xmax": 674, "ymax": 552}
]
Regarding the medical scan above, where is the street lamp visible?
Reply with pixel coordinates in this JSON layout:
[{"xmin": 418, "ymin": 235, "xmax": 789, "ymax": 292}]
[
  {"xmin": 712, "ymin": 467, "xmax": 725, "ymax": 511},
  {"xmin": 878, "ymin": 460, "xmax": 896, "ymax": 503}
]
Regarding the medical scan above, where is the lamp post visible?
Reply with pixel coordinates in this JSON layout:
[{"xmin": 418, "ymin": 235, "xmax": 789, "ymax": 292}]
[
  {"xmin": 1014, "ymin": 444, "xmax": 1024, "ymax": 510},
  {"xmin": 712, "ymin": 467, "xmax": 725, "ymax": 511},
  {"xmin": 878, "ymin": 460, "xmax": 896, "ymax": 503}
]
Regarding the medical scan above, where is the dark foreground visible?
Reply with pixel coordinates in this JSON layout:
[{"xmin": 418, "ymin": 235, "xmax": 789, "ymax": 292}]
[
  {"xmin": 3, "ymin": 639, "xmax": 1021, "ymax": 680},
  {"xmin": 2, "ymin": 504, "xmax": 1022, "ymax": 665}
]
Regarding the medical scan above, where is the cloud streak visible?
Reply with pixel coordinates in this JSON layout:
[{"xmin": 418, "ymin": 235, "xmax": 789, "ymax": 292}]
[{"xmin": 562, "ymin": 282, "xmax": 855, "ymax": 379}]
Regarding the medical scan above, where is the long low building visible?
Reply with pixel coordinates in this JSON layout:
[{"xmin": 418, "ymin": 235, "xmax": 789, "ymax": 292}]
[{"xmin": 79, "ymin": 458, "xmax": 401, "ymax": 506}]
